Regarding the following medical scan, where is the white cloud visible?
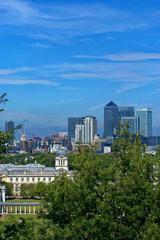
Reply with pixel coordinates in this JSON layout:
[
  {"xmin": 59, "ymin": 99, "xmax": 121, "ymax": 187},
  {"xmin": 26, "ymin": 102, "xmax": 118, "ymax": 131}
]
[
  {"xmin": 74, "ymin": 52, "xmax": 160, "ymax": 62},
  {"xmin": 2, "ymin": 57, "xmax": 160, "ymax": 90},
  {"xmin": 57, "ymin": 86, "xmax": 80, "ymax": 91},
  {"xmin": 0, "ymin": 78, "xmax": 57, "ymax": 86},
  {"xmin": 30, "ymin": 42, "xmax": 53, "ymax": 49},
  {"xmin": 57, "ymin": 98, "xmax": 83, "ymax": 104},
  {"xmin": 0, "ymin": 67, "xmax": 33, "ymax": 75},
  {"xmin": 89, "ymin": 103, "xmax": 106, "ymax": 111},
  {"xmin": 0, "ymin": 1, "xmax": 157, "ymax": 43},
  {"xmin": 41, "ymin": 61, "xmax": 160, "ymax": 92}
]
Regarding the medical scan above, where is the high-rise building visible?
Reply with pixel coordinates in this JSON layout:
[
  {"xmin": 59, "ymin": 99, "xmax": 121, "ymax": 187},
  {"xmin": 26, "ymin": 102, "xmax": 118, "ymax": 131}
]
[
  {"xmin": 119, "ymin": 106, "xmax": 135, "ymax": 118},
  {"xmin": 5, "ymin": 121, "xmax": 14, "ymax": 132},
  {"xmin": 104, "ymin": 101, "xmax": 119, "ymax": 137},
  {"xmin": 5, "ymin": 121, "xmax": 15, "ymax": 146},
  {"xmin": 75, "ymin": 124, "xmax": 85, "ymax": 143},
  {"xmin": 121, "ymin": 117, "xmax": 137, "ymax": 134},
  {"xmin": 68, "ymin": 117, "xmax": 83, "ymax": 140},
  {"xmin": 84, "ymin": 116, "xmax": 97, "ymax": 144},
  {"xmin": 136, "ymin": 108, "xmax": 152, "ymax": 137}
]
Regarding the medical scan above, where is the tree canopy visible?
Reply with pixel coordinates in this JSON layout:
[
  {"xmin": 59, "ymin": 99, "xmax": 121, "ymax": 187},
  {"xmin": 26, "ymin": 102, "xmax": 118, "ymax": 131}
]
[{"xmin": 1, "ymin": 135, "xmax": 160, "ymax": 239}]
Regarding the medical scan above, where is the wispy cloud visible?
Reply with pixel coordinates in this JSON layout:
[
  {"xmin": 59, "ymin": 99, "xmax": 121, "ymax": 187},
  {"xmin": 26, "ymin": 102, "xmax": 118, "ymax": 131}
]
[
  {"xmin": 0, "ymin": 67, "xmax": 33, "ymax": 75},
  {"xmin": 30, "ymin": 42, "xmax": 53, "ymax": 49},
  {"xmin": 116, "ymin": 83, "xmax": 146, "ymax": 93},
  {"xmin": 0, "ymin": 0, "xmax": 37, "ymax": 24},
  {"xmin": 57, "ymin": 86, "xmax": 80, "ymax": 91},
  {"xmin": 0, "ymin": 66, "xmax": 57, "ymax": 86},
  {"xmin": 0, "ymin": 1, "xmax": 157, "ymax": 43},
  {"xmin": 0, "ymin": 78, "xmax": 57, "ymax": 86},
  {"xmin": 58, "ymin": 98, "xmax": 83, "ymax": 105},
  {"xmin": 2, "ymin": 55, "xmax": 160, "ymax": 91},
  {"xmin": 89, "ymin": 103, "xmax": 106, "ymax": 111},
  {"xmin": 74, "ymin": 52, "xmax": 160, "ymax": 62},
  {"xmin": 41, "ymin": 60, "xmax": 160, "ymax": 92}
]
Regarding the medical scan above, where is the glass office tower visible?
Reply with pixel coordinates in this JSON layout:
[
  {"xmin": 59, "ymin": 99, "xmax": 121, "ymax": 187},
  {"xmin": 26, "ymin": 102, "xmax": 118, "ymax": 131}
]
[
  {"xmin": 119, "ymin": 106, "xmax": 135, "ymax": 118},
  {"xmin": 103, "ymin": 101, "xmax": 119, "ymax": 137},
  {"xmin": 136, "ymin": 108, "xmax": 152, "ymax": 137},
  {"xmin": 68, "ymin": 117, "xmax": 83, "ymax": 140}
]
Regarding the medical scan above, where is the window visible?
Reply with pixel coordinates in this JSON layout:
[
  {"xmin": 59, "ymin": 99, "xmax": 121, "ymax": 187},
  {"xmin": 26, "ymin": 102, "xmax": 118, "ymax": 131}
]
[
  {"xmin": 43, "ymin": 177, "xmax": 46, "ymax": 182},
  {"xmin": 16, "ymin": 178, "xmax": 18, "ymax": 182},
  {"xmin": 10, "ymin": 178, "xmax": 13, "ymax": 182},
  {"xmin": 38, "ymin": 178, "xmax": 40, "ymax": 182},
  {"xmin": 32, "ymin": 178, "xmax": 35, "ymax": 182},
  {"xmin": 21, "ymin": 178, "xmax": 24, "ymax": 182},
  {"xmin": 27, "ymin": 177, "xmax": 29, "ymax": 182},
  {"xmin": 49, "ymin": 177, "xmax": 51, "ymax": 181}
]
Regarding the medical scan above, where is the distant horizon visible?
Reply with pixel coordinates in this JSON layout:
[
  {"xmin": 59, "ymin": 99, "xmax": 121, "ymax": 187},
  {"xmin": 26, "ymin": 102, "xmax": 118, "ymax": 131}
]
[
  {"xmin": 1, "ymin": 99, "xmax": 160, "ymax": 137},
  {"xmin": 0, "ymin": 124, "xmax": 160, "ymax": 139}
]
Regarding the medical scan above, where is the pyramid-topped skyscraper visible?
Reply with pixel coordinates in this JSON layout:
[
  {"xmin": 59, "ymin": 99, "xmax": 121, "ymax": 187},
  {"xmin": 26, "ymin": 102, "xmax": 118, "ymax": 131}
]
[{"xmin": 103, "ymin": 101, "xmax": 119, "ymax": 137}]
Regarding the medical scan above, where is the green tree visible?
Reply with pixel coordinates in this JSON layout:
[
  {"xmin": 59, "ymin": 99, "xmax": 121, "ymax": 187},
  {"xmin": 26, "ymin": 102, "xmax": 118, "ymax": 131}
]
[
  {"xmin": 0, "ymin": 181, "xmax": 13, "ymax": 196},
  {"xmin": 40, "ymin": 131, "xmax": 160, "ymax": 240}
]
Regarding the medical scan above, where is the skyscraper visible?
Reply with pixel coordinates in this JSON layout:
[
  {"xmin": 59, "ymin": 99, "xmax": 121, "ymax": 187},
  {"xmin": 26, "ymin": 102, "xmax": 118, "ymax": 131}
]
[
  {"xmin": 84, "ymin": 116, "xmax": 97, "ymax": 144},
  {"xmin": 103, "ymin": 101, "xmax": 119, "ymax": 137},
  {"xmin": 136, "ymin": 108, "xmax": 152, "ymax": 137},
  {"xmin": 5, "ymin": 121, "xmax": 15, "ymax": 146},
  {"xmin": 5, "ymin": 121, "xmax": 14, "ymax": 132},
  {"xmin": 75, "ymin": 124, "xmax": 85, "ymax": 143},
  {"xmin": 119, "ymin": 106, "xmax": 135, "ymax": 118},
  {"xmin": 68, "ymin": 117, "xmax": 83, "ymax": 140}
]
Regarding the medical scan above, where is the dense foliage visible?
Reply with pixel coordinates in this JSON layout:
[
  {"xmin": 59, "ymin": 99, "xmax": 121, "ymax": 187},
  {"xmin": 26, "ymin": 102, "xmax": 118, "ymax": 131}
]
[
  {"xmin": 0, "ymin": 153, "xmax": 55, "ymax": 167},
  {"xmin": 20, "ymin": 182, "xmax": 47, "ymax": 198},
  {"xmin": 39, "ymin": 137, "xmax": 160, "ymax": 240},
  {"xmin": 1, "ymin": 137, "xmax": 160, "ymax": 239},
  {"xmin": 0, "ymin": 181, "xmax": 13, "ymax": 196}
]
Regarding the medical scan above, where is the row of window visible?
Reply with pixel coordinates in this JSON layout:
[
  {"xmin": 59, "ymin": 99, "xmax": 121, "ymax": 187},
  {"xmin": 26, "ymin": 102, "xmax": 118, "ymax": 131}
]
[{"xmin": 10, "ymin": 177, "xmax": 53, "ymax": 183}]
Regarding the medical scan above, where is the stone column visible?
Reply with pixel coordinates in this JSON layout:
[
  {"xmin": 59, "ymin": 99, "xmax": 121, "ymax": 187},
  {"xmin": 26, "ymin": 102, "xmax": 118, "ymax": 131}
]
[
  {"xmin": 0, "ymin": 186, "xmax": 6, "ymax": 202},
  {"xmin": 24, "ymin": 206, "xmax": 27, "ymax": 214},
  {"xmin": 33, "ymin": 206, "xmax": 36, "ymax": 214},
  {"xmin": 6, "ymin": 206, "xmax": 8, "ymax": 214},
  {"xmin": 19, "ymin": 206, "xmax": 22, "ymax": 214}
]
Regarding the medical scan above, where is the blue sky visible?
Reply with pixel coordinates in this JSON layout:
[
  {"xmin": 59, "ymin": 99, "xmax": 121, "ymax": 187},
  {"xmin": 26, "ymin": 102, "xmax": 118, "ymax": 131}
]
[{"xmin": 1, "ymin": 0, "xmax": 160, "ymax": 136}]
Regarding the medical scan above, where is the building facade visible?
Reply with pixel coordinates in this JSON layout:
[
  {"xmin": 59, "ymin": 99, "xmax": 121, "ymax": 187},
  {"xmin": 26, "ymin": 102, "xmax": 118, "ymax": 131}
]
[
  {"xmin": 68, "ymin": 117, "xmax": 83, "ymax": 140},
  {"xmin": 5, "ymin": 121, "xmax": 15, "ymax": 146},
  {"xmin": 104, "ymin": 101, "xmax": 119, "ymax": 137},
  {"xmin": 119, "ymin": 106, "xmax": 135, "ymax": 118},
  {"xmin": 136, "ymin": 108, "xmax": 152, "ymax": 137},
  {"xmin": 0, "ymin": 154, "xmax": 72, "ymax": 196},
  {"xmin": 84, "ymin": 116, "xmax": 97, "ymax": 144},
  {"xmin": 75, "ymin": 124, "xmax": 85, "ymax": 143},
  {"xmin": 5, "ymin": 121, "xmax": 15, "ymax": 132}
]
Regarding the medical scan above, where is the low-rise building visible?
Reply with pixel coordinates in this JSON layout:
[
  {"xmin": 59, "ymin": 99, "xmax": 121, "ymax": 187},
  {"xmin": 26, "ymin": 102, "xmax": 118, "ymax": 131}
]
[{"xmin": 0, "ymin": 153, "xmax": 72, "ymax": 196}]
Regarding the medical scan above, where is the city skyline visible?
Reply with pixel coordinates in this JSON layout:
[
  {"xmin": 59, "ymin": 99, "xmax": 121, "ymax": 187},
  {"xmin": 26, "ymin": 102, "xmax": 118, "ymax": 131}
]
[
  {"xmin": 1, "ymin": 102, "xmax": 157, "ymax": 138},
  {"xmin": 1, "ymin": 0, "xmax": 160, "ymax": 135}
]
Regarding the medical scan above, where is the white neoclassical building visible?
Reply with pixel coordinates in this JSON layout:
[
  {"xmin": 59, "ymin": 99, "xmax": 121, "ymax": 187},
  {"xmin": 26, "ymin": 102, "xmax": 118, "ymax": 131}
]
[{"xmin": 0, "ymin": 153, "xmax": 73, "ymax": 195}]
